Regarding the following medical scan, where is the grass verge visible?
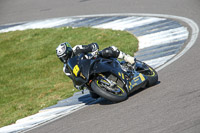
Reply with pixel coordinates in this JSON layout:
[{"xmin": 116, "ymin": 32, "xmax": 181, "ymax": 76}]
[{"xmin": 0, "ymin": 27, "xmax": 138, "ymax": 127}]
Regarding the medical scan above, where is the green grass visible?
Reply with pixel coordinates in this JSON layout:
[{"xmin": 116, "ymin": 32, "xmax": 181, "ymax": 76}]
[{"xmin": 0, "ymin": 27, "xmax": 138, "ymax": 127}]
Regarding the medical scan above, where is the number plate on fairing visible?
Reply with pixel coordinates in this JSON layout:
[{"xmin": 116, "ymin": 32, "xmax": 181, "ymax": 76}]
[{"xmin": 73, "ymin": 65, "xmax": 80, "ymax": 76}]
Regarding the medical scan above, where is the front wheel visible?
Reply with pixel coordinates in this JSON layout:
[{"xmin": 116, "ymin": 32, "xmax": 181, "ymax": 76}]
[{"xmin": 91, "ymin": 75, "xmax": 128, "ymax": 102}]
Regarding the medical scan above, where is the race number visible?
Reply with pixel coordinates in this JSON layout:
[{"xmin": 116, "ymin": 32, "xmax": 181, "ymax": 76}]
[{"xmin": 73, "ymin": 65, "xmax": 80, "ymax": 76}]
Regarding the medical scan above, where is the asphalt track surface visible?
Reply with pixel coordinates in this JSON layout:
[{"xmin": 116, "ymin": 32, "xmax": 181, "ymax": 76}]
[{"xmin": 1, "ymin": 0, "xmax": 200, "ymax": 133}]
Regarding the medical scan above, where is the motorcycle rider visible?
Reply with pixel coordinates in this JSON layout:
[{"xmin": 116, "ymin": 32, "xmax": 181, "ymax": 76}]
[{"xmin": 56, "ymin": 42, "xmax": 135, "ymax": 98}]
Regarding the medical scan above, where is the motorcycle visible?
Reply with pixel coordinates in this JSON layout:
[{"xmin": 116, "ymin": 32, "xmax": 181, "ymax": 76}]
[{"xmin": 66, "ymin": 52, "xmax": 158, "ymax": 102}]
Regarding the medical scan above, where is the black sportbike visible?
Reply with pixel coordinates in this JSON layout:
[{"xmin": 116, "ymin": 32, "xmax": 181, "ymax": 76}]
[{"xmin": 67, "ymin": 53, "xmax": 158, "ymax": 102}]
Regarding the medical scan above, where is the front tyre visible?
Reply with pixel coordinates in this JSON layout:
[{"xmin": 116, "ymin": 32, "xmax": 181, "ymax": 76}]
[{"xmin": 91, "ymin": 77, "xmax": 128, "ymax": 102}]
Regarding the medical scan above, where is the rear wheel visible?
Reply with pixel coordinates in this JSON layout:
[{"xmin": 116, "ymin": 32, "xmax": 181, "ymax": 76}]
[{"xmin": 91, "ymin": 74, "xmax": 128, "ymax": 102}]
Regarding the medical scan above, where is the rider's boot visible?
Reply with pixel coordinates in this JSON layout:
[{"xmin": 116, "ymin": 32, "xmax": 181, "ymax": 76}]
[{"xmin": 118, "ymin": 51, "xmax": 135, "ymax": 64}]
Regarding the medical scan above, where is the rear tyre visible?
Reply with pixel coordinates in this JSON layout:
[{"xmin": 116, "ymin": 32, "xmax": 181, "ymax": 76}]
[
  {"xmin": 91, "ymin": 75, "xmax": 128, "ymax": 102},
  {"xmin": 139, "ymin": 63, "xmax": 158, "ymax": 87}
]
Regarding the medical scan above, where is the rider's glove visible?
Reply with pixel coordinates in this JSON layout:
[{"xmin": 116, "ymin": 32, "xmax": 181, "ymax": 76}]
[
  {"xmin": 91, "ymin": 49, "xmax": 99, "ymax": 58},
  {"xmin": 88, "ymin": 43, "xmax": 99, "ymax": 52}
]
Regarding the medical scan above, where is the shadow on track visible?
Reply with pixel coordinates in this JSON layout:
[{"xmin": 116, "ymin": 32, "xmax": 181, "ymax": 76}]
[{"xmin": 85, "ymin": 81, "xmax": 161, "ymax": 105}]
